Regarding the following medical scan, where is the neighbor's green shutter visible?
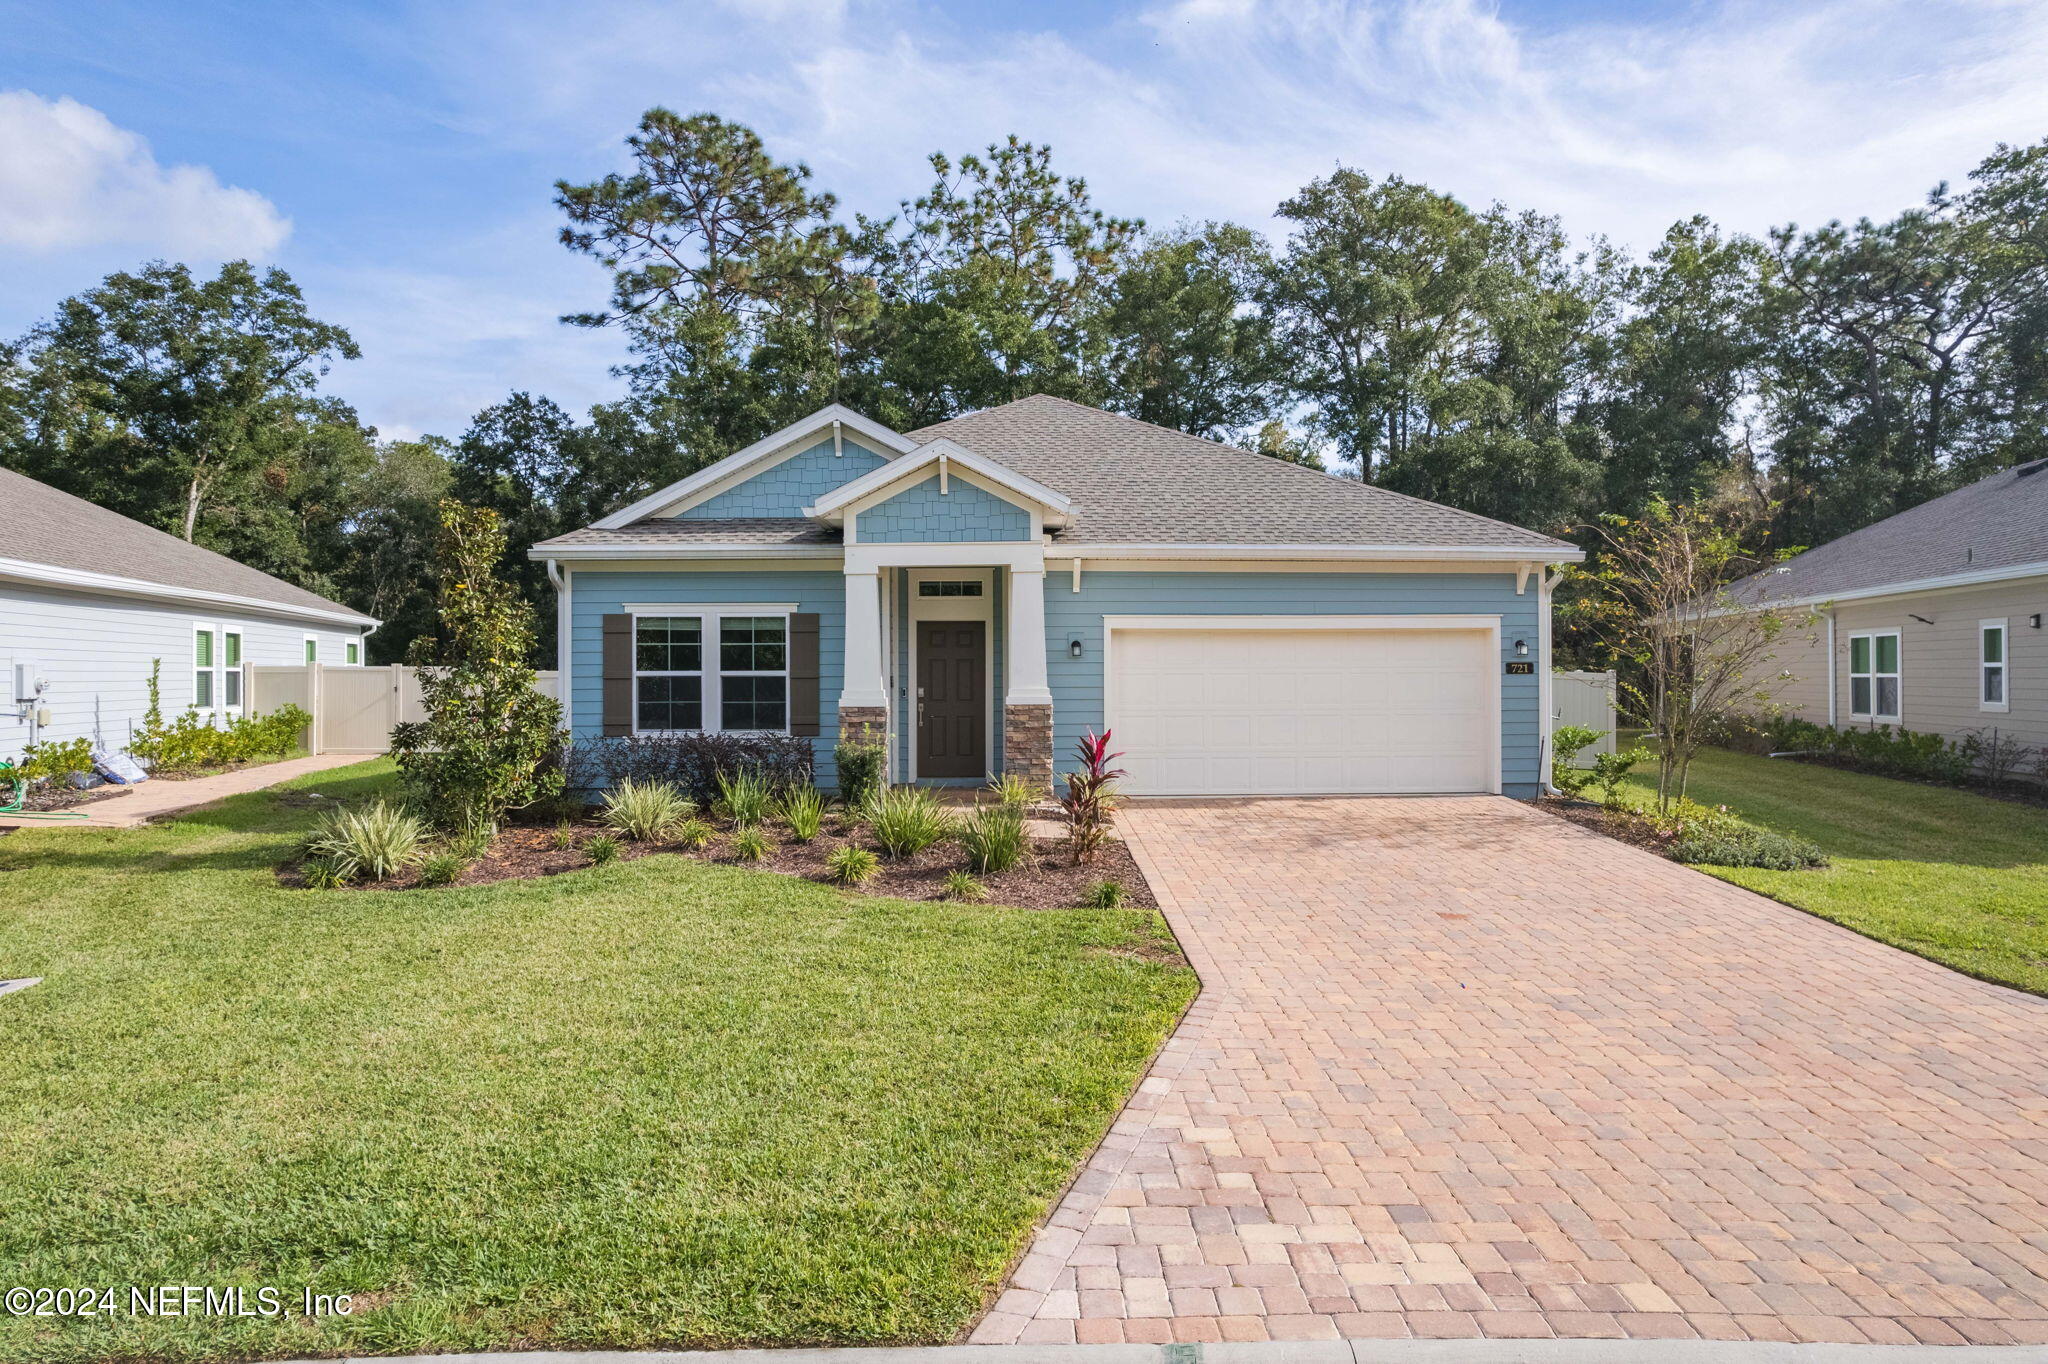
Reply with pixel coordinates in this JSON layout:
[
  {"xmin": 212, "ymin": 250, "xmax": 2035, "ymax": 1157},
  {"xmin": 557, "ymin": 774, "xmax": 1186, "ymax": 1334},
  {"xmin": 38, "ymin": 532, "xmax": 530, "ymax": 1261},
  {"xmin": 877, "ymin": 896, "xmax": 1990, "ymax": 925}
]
[
  {"xmin": 602, "ymin": 614, "xmax": 634, "ymax": 736},
  {"xmin": 789, "ymin": 612, "xmax": 821, "ymax": 737}
]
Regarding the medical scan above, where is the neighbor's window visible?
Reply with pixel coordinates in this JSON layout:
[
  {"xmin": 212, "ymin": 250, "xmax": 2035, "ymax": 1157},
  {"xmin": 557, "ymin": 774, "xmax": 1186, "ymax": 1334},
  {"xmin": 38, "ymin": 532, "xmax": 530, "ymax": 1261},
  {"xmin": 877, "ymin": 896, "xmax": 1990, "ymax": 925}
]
[
  {"xmin": 304, "ymin": 637, "xmax": 318, "ymax": 664},
  {"xmin": 222, "ymin": 631, "xmax": 242, "ymax": 709},
  {"xmin": 346, "ymin": 640, "xmax": 360, "ymax": 666},
  {"xmin": 1981, "ymin": 620, "xmax": 2008, "ymax": 711},
  {"xmin": 917, "ymin": 580, "xmax": 983, "ymax": 597},
  {"xmin": 1849, "ymin": 630, "xmax": 1901, "ymax": 722},
  {"xmin": 194, "ymin": 627, "xmax": 216, "ymax": 709},
  {"xmin": 633, "ymin": 614, "xmax": 788, "ymax": 734}
]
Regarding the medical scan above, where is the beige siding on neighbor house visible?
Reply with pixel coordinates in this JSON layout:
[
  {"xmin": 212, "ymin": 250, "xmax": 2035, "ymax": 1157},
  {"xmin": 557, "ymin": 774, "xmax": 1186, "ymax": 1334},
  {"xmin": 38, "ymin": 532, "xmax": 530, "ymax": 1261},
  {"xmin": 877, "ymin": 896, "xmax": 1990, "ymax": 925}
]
[{"xmin": 1765, "ymin": 577, "xmax": 2048, "ymax": 748}]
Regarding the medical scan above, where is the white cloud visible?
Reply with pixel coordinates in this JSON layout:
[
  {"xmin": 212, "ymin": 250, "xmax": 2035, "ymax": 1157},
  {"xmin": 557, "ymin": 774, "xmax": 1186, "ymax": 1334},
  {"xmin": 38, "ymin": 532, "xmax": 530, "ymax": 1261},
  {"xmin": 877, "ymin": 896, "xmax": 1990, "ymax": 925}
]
[{"xmin": 0, "ymin": 90, "xmax": 290, "ymax": 256}]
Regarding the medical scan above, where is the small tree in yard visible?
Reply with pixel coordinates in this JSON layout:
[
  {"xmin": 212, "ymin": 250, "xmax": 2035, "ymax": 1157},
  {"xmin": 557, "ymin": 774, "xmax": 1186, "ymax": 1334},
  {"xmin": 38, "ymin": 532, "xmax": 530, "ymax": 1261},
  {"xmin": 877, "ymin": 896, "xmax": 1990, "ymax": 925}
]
[
  {"xmin": 1576, "ymin": 497, "xmax": 1815, "ymax": 812},
  {"xmin": 391, "ymin": 501, "xmax": 563, "ymax": 834}
]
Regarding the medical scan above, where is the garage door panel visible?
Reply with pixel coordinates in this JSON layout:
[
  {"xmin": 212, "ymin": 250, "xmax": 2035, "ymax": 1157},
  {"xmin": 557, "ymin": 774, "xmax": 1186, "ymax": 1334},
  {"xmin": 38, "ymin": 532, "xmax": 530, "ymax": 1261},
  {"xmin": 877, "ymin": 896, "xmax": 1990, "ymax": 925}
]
[{"xmin": 1109, "ymin": 627, "xmax": 1494, "ymax": 796}]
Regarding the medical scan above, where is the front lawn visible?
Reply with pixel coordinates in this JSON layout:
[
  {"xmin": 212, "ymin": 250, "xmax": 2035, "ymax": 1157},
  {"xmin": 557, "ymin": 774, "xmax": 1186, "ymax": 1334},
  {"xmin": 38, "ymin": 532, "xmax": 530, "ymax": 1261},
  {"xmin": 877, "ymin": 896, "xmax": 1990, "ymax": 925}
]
[
  {"xmin": 1621, "ymin": 747, "xmax": 2048, "ymax": 996},
  {"xmin": 0, "ymin": 760, "xmax": 1195, "ymax": 1364}
]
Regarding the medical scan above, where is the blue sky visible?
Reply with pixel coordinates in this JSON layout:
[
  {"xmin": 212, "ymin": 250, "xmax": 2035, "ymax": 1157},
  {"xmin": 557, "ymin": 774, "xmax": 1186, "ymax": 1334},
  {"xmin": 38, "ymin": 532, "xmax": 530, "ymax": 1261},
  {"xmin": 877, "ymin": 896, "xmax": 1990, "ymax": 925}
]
[{"xmin": 4, "ymin": 0, "xmax": 2045, "ymax": 440}]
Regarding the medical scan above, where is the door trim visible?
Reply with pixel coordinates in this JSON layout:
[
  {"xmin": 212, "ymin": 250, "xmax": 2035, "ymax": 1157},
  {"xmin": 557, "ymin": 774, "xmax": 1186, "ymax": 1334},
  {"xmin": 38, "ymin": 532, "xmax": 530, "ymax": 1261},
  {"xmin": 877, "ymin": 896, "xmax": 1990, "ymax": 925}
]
[
  {"xmin": 907, "ymin": 567, "xmax": 997, "ymax": 783},
  {"xmin": 1102, "ymin": 614, "xmax": 1504, "ymax": 796}
]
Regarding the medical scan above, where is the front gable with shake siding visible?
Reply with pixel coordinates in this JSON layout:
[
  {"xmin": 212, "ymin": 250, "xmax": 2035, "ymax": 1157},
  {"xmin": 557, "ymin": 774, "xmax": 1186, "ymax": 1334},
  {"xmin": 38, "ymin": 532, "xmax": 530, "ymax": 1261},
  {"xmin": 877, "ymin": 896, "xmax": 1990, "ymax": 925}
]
[{"xmin": 533, "ymin": 397, "xmax": 1582, "ymax": 797}]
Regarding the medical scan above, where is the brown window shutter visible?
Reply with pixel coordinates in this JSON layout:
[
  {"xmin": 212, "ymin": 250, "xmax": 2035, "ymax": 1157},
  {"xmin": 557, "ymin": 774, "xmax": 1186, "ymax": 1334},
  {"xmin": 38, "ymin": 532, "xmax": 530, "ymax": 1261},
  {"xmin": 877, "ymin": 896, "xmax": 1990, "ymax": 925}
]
[
  {"xmin": 601, "ymin": 614, "xmax": 634, "ymax": 736},
  {"xmin": 789, "ymin": 612, "xmax": 821, "ymax": 737}
]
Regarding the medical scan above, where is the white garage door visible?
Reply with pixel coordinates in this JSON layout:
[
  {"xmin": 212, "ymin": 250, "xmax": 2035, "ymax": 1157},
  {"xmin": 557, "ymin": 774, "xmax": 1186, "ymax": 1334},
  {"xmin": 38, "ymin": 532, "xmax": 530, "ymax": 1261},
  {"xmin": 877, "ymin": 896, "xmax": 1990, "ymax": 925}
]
[{"xmin": 1108, "ymin": 626, "xmax": 1496, "ymax": 795}]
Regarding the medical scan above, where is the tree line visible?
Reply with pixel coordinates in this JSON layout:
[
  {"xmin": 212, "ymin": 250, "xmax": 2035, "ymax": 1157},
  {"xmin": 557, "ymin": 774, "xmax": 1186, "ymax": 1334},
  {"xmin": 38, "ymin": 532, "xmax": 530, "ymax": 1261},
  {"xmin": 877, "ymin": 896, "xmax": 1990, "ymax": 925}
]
[{"xmin": 3, "ymin": 110, "xmax": 2043, "ymax": 663}]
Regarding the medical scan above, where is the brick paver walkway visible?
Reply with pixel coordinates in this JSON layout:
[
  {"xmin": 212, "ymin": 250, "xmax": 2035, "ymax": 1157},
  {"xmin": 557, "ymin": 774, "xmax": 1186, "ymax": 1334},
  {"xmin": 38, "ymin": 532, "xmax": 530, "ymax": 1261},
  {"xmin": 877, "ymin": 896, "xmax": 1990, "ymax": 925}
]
[{"xmin": 972, "ymin": 796, "xmax": 2048, "ymax": 1348}]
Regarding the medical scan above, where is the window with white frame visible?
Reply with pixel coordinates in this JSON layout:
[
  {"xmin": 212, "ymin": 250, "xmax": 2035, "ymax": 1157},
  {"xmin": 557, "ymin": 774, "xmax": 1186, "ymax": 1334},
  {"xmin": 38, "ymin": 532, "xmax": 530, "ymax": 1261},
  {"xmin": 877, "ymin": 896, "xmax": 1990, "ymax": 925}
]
[
  {"xmin": 1981, "ymin": 619, "xmax": 2008, "ymax": 711},
  {"xmin": 222, "ymin": 630, "xmax": 242, "ymax": 709},
  {"xmin": 304, "ymin": 636, "xmax": 319, "ymax": 664},
  {"xmin": 346, "ymin": 640, "xmax": 360, "ymax": 666},
  {"xmin": 633, "ymin": 613, "xmax": 789, "ymax": 734},
  {"xmin": 1849, "ymin": 630, "xmax": 1901, "ymax": 721},
  {"xmin": 194, "ymin": 626, "xmax": 217, "ymax": 710}
]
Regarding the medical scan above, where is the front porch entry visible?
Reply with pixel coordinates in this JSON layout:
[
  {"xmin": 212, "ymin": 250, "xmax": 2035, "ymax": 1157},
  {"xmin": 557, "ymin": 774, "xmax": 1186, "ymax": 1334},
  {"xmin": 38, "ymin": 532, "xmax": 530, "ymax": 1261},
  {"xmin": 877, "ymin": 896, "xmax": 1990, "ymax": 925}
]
[{"xmin": 915, "ymin": 619, "xmax": 987, "ymax": 779}]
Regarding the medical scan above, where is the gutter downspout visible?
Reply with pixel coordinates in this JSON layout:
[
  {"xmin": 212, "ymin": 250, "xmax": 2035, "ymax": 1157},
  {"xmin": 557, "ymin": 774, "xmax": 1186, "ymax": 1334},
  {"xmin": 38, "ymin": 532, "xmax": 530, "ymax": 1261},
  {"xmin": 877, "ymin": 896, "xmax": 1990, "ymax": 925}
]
[
  {"xmin": 1538, "ymin": 563, "xmax": 1560, "ymax": 796},
  {"xmin": 1825, "ymin": 610, "xmax": 1837, "ymax": 728},
  {"xmin": 546, "ymin": 558, "xmax": 571, "ymax": 733}
]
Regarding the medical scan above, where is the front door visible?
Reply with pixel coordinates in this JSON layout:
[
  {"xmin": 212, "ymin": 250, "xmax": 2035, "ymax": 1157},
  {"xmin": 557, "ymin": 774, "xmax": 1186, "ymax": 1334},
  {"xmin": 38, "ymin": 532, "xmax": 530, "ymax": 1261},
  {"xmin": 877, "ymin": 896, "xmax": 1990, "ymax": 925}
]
[{"xmin": 917, "ymin": 620, "xmax": 986, "ymax": 779}]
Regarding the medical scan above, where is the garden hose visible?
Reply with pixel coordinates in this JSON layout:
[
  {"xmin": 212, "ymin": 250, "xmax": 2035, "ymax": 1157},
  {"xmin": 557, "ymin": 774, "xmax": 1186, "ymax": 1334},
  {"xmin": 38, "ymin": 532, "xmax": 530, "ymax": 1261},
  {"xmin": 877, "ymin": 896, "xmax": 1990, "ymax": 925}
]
[{"xmin": 0, "ymin": 761, "xmax": 93, "ymax": 821}]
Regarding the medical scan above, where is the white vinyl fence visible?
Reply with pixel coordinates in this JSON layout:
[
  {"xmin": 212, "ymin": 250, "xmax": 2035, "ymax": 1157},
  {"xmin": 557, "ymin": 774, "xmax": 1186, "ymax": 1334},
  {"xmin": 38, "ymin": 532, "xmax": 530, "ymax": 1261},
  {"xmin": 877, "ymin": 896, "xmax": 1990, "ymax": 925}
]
[
  {"xmin": 245, "ymin": 664, "xmax": 560, "ymax": 755},
  {"xmin": 1553, "ymin": 669, "xmax": 1618, "ymax": 764}
]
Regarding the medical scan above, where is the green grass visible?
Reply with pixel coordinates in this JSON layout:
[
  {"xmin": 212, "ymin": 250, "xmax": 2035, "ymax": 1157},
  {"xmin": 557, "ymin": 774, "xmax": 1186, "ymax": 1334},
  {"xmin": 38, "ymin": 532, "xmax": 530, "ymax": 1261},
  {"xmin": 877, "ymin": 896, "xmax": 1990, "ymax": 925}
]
[
  {"xmin": 0, "ymin": 761, "xmax": 1196, "ymax": 1363},
  {"xmin": 1621, "ymin": 747, "xmax": 2048, "ymax": 996}
]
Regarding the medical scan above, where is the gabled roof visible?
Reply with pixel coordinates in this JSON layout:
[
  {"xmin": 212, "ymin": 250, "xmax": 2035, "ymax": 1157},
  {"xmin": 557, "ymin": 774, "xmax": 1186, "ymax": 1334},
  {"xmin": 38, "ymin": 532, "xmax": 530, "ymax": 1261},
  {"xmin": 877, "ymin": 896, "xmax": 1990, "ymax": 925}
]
[
  {"xmin": 805, "ymin": 437, "xmax": 1073, "ymax": 524},
  {"xmin": 0, "ymin": 467, "xmax": 376, "ymax": 626},
  {"xmin": 911, "ymin": 395, "xmax": 1577, "ymax": 552},
  {"xmin": 1729, "ymin": 458, "xmax": 2048, "ymax": 607}
]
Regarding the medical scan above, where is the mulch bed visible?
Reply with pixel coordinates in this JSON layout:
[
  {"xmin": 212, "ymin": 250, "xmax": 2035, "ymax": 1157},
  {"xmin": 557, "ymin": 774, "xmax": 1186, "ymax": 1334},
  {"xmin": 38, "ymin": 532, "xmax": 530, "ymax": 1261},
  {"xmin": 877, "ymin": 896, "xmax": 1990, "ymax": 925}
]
[
  {"xmin": 294, "ymin": 812, "xmax": 1158, "ymax": 910},
  {"xmin": 1534, "ymin": 795, "xmax": 1679, "ymax": 857},
  {"xmin": 9, "ymin": 782, "xmax": 132, "ymax": 814}
]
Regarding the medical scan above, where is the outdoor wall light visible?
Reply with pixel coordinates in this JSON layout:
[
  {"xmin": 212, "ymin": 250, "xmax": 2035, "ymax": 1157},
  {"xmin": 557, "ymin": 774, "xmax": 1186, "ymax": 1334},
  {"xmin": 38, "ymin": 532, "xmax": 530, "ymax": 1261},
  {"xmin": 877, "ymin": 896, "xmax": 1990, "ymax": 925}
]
[
  {"xmin": 1514, "ymin": 638, "xmax": 1530, "ymax": 657},
  {"xmin": 1068, "ymin": 638, "xmax": 1085, "ymax": 659}
]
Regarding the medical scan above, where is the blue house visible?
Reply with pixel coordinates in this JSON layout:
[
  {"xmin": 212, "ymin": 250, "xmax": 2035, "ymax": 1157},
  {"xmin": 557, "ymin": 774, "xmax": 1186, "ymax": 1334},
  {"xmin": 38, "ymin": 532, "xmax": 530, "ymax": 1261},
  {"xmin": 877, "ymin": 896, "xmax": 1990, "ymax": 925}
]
[{"xmin": 531, "ymin": 396, "xmax": 1582, "ymax": 797}]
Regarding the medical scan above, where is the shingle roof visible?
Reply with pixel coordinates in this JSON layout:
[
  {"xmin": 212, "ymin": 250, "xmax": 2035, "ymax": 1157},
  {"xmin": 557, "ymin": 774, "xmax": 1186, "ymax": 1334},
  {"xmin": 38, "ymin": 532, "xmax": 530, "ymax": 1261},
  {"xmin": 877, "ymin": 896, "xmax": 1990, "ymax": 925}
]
[
  {"xmin": 910, "ymin": 395, "xmax": 1574, "ymax": 550},
  {"xmin": 1729, "ymin": 458, "xmax": 2048, "ymax": 605},
  {"xmin": 0, "ymin": 467, "xmax": 375, "ymax": 623},
  {"xmin": 536, "ymin": 518, "xmax": 838, "ymax": 549}
]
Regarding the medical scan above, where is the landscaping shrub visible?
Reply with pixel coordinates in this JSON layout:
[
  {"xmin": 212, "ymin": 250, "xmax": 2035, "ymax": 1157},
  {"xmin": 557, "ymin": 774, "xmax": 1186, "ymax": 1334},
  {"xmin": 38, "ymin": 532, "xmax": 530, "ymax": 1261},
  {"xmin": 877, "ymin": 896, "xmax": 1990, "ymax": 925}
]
[
  {"xmin": 825, "ymin": 844, "xmax": 879, "ymax": 885},
  {"xmin": 1751, "ymin": 715, "xmax": 1980, "ymax": 785},
  {"xmin": 958, "ymin": 804, "xmax": 1028, "ymax": 874},
  {"xmin": 1971, "ymin": 727, "xmax": 2037, "ymax": 786},
  {"xmin": 549, "ymin": 822, "xmax": 578, "ymax": 850},
  {"xmin": 416, "ymin": 852, "xmax": 466, "ymax": 887},
  {"xmin": 584, "ymin": 834, "xmax": 621, "ymax": 866},
  {"xmin": 674, "ymin": 818, "xmax": 714, "ymax": 850},
  {"xmin": 444, "ymin": 824, "xmax": 495, "ymax": 860},
  {"xmin": 601, "ymin": 779, "xmax": 693, "ymax": 842},
  {"xmin": 1549, "ymin": 724, "xmax": 1599, "ymax": 796},
  {"xmin": 1671, "ymin": 823, "xmax": 1828, "ymax": 870},
  {"xmin": 299, "ymin": 857, "xmax": 347, "ymax": 891},
  {"xmin": 560, "ymin": 732, "xmax": 814, "ymax": 804},
  {"xmin": 13, "ymin": 738, "xmax": 94, "ymax": 787},
  {"xmin": 777, "ymin": 785, "xmax": 825, "ymax": 842},
  {"xmin": 984, "ymin": 772, "xmax": 1037, "ymax": 811},
  {"xmin": 731, "ymin": 828, "xmax": 771, "ymax": 862},
  {"xmin": 942, "ymin": 870, "xmax": 987, "ymax": 903},
  {"xmin": 302, "ymin": 801, "xmax": 428, "ymax": 882},
  {"xmin": 390, "ymin": 502, "xmax": 564, "ymax": 834},
  {"xmin": 1082, "ymin": 879, "xmax": 1128, "ymax": 909},
  {"xmin": 1060, "ymin": 729, "xmax": 1126, "ymax": 865},
  {"xmin": 128, "ymin": 662, "xmax": 313, "ymax": 773},
  {"xmin": 715, "ymin": 768, "xmax": 774, "ymax": 827},
  {"xmin": 869, "ymin": 786, "xmax": 956, "ymax": 859},
  {"xmin": 833, "ymin": 724, "xmax": 886, "ymax": 810},
  {"xmin": 1591, "ymin": 743, "xmax": 1653, "ymax": 810}
]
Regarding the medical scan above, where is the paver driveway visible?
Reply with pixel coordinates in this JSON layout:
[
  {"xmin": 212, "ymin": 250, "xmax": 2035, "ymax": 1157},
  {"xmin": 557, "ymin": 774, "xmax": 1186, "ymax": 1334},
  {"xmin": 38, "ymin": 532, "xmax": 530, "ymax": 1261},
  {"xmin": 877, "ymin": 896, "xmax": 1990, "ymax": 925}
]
[{"xmin": 972, "ymin": 796, "xmax": 2048, "ymax": 1347}]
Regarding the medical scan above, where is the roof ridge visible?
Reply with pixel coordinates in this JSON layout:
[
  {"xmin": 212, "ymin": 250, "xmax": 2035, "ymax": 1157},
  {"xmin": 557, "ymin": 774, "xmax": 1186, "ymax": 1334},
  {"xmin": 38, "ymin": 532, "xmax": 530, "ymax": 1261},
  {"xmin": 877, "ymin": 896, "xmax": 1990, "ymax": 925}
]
[{"xmin": 936, "ymin": 393, "xmax": 1575, "ymax": 550}]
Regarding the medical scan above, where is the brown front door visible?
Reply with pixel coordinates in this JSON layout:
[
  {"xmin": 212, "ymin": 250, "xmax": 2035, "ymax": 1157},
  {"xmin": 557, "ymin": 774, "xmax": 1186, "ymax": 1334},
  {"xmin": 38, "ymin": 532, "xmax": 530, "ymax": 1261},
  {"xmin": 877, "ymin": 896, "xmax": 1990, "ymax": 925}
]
[{"xmin": 917, "ymin": 620, "xmax": 986, "ymax": 779}]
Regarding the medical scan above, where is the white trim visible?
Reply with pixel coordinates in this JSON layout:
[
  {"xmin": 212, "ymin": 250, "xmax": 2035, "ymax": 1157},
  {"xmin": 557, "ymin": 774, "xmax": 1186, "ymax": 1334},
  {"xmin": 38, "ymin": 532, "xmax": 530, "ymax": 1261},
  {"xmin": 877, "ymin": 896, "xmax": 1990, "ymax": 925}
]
[
  {"xmin": 192, "ymin": 621, "xmax": 220, "ymax": 715},
  {"xmin": 1980, "ymin": 618, "xmax": 2010, "ymax": 713},
  {"xmin": 905, "ymin": 567, "xmax": 998, "ymax": 783},
  {"xmin": 1048, "ymin": 543, "xmax": 1583, "ymax": 563},
  {"xmin": 626, "ymin": 607, "xmax": 794, "ymax": 737},
  {"xmin": 529, "ymin": 545, "xmax": 845, "ymax": 562},
  {"xmin": 1734, "ymin": 559, "xmax": 2048, "ymax": 613},
  {"xmin": 1825, "ymin": 611, "xmax": 1837, "ymax": 727},
  {"xmin": 1101, "ymin": 614, "xmax": 1503, "ymax": 796},
  {"xmin": 302, "ymin": 633, "xmax": 321, "ymax": 666},
  {"xmin": 0, "ymin": 557, "xmax": 377, "ymax": 628},
  {"xmin": 591, "ymin": 405, "xmax": 917, "ymax": 529},
  {"xmin": 1538, "ymin": 570, "xmax": 1554, "ymax": 790},
  {"xmin": 547, "ymin": 560, "xmax": 571, "ymax": 732},
  {"xmin": 845, "ymin": 542, "xmax": 1046, "ymax": 573},
  {"xmin": 805, "ymin": 439, "xmax": 1074, "ymax": 522},
  {"xmin": 1847, "ymin": 628, "xmax": 1902, "ymax": 724}
]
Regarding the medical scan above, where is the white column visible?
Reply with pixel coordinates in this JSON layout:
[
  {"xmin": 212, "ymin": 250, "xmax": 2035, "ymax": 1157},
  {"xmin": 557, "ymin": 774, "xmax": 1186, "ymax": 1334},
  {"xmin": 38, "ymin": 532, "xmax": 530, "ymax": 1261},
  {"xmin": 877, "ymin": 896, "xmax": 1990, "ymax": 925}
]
[
  {"xmin": 1005, "ymin": 568, "xmax": 1053, "ymax": 704},
  {"xmin": 840, "ymin": 569, "xmax": 887, "ymax": 709}
]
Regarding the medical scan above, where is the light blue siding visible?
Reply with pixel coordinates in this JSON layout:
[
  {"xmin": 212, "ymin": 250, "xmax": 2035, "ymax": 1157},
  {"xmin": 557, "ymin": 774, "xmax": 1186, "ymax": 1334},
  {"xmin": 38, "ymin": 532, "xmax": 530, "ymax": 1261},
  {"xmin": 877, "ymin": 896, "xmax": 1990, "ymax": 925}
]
[
  {"xmin": 855, "ymin": 473, "xmax": 1032, "ymax": 543},
  {"xmin": 1042, "ymin": 571, "xmax": 1543, "ymax": 797},
  {"xmin": 677, "ymin": 437, "xmax": 890, "ymax": 519},
  {"xmin": 567, "ymin": 568, "xmax": 845, "ymax": 783}
]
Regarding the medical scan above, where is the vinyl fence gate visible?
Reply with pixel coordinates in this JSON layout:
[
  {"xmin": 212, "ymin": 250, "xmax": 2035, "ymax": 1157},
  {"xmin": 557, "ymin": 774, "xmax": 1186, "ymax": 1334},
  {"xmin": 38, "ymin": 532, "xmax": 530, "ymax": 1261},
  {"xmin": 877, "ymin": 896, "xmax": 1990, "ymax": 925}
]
[
  {"xmin": 1553, "ymin": 669, "xmax": 1618, "ymax": 764},
  {"xmin": 244, "ymin": 664, "xmax": 560, "ymax": 755}
]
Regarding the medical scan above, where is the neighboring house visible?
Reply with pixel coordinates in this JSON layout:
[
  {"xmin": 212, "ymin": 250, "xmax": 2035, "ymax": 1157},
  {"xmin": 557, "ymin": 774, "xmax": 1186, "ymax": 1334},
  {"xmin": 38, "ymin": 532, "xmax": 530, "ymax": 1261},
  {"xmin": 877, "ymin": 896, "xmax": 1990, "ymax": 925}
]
[
  {"xmin": 0, "ymin": 467, "xmax": 377, "ymax": 764},
  {"xmin": 1730, "ymin": 457, "xmax": 2048, "ymax": 748},
  {"xmin": 531, "ymin": 395, "xmax": 1583, "ymax": 796}
]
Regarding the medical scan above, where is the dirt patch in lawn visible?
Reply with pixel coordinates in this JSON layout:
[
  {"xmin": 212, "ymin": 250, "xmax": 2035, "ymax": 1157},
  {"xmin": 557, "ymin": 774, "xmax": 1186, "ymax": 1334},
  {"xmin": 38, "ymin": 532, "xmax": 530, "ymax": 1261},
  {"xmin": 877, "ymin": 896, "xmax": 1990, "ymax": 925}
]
[{"xmin": 289, "ymin": 812, "xmax": 1157, "ymax": 910}]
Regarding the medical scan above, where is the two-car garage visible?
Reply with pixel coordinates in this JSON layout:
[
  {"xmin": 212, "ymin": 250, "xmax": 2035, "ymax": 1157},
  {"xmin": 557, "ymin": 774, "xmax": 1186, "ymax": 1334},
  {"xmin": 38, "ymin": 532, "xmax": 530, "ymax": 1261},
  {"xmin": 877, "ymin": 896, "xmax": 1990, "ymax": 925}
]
[{"xmin": 1104, "ymin": 616, "xmax": 1501, "ymax": 796}]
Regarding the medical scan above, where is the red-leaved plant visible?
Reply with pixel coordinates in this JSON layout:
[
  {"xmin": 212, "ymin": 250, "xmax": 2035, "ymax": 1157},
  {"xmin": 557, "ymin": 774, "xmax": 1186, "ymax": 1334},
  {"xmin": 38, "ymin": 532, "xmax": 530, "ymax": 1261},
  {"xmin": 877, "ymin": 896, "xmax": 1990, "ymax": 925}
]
[{"xmin": 1060, "ymin": 728, "xmax": 1127, "ymax": 865}]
